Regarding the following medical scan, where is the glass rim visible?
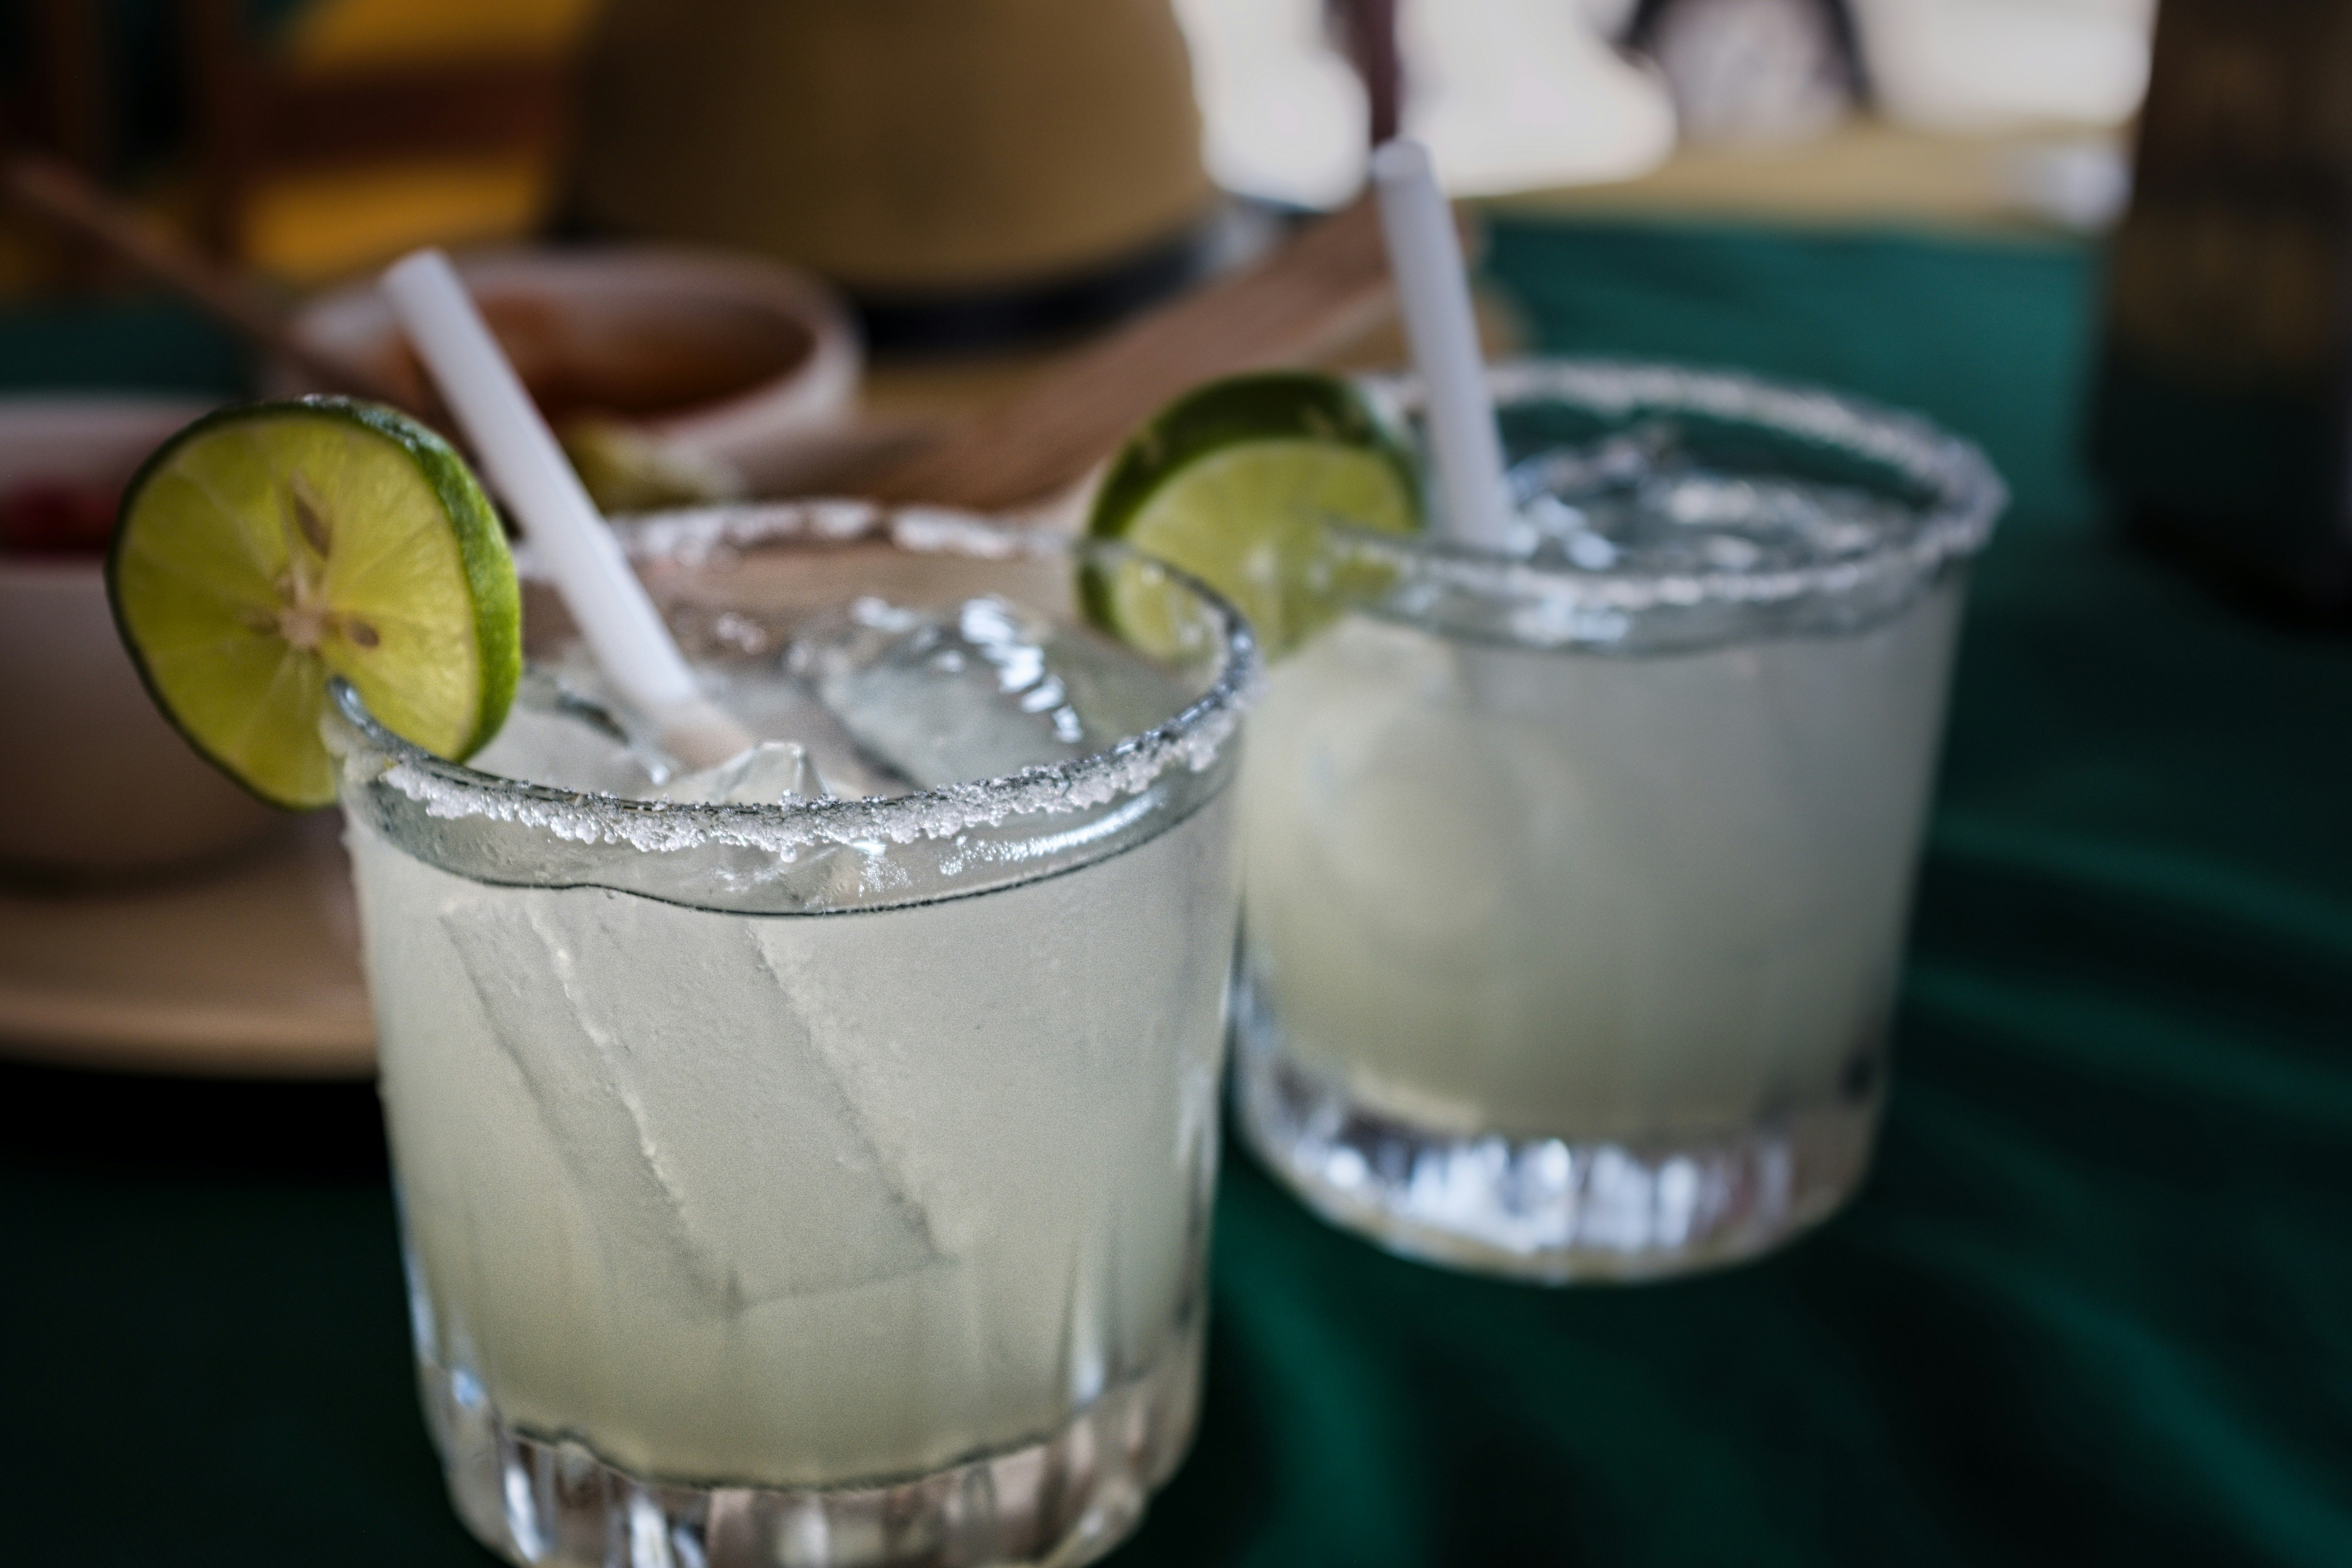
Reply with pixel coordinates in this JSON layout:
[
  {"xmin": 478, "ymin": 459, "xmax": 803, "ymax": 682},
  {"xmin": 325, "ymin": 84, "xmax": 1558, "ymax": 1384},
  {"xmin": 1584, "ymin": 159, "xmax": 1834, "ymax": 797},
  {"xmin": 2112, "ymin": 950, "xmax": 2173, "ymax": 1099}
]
[
  {"xmin": 1348, "ymin": 357, "xmax": 2007, "ymax": 627},
  {"xmin": 330, "ymin": 503, "xmax": 1260, "ymax": 860}
]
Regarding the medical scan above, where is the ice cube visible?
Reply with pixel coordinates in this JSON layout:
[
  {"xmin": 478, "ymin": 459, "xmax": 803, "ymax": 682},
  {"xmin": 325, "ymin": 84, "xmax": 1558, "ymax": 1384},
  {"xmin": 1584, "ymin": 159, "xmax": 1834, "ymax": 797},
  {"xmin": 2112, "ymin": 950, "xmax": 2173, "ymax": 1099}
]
[
  {"xmin": 469, "ymin": 675, "xmax": 663, "ymax": 796},
  {"xmin": 441, "ymin": 891, "xmax": 942, "ymax": 1305},
  {"xmin": 658, "ymin": 740, "xmax": 823, "ymax": 805},
  {"xmin": 1506, "ymin": 424, "xmax": 1672, "ymax": 508},
  {"xmin": 793, "ymin": 595, "xmax": 1184, "ymax": 787}
]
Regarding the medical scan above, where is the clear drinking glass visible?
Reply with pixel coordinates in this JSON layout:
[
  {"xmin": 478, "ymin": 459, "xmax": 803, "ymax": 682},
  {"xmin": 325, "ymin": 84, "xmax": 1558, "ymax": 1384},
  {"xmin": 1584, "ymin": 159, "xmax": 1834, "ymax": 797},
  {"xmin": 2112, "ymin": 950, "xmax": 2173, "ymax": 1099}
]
[
  {"xmin": 1234, "ymin": 360, "xmax": 2005, "ymax": 1282},
  {"xmin": 333, "ymin": 505, "xmax": 1256, "ymax": 1568}
]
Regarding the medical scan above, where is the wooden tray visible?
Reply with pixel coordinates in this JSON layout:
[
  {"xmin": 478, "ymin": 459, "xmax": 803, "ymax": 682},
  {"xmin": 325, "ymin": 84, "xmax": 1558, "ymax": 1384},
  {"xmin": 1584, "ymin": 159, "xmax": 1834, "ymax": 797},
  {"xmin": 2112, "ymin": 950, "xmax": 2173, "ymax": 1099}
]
[{"xmin": 0, "ymin": 813, "xmax": 374, "ymax": 1079}]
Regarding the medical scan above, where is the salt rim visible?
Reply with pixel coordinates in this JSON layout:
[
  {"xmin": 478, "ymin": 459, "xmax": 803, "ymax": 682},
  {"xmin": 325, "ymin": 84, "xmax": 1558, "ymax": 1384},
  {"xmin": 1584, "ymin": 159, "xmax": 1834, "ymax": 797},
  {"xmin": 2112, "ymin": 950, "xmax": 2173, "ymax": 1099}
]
[
  {"xmin": 331, "ymin": 505, "xmax": 1260, "ymax": 855},
  {"xmin": 1353, "ymin": 358, "xmax": 2007, "ymax": 619}
]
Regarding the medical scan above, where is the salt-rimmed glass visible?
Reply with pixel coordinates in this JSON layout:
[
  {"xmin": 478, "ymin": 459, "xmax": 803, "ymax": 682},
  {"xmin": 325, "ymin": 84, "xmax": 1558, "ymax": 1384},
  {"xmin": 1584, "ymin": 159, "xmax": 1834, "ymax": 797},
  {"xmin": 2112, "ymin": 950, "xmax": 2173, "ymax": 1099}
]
[
  {"xmin": 333, "ymin": 505, "xmax": 1255, "ymax": 1568},
  {"xmin": 1235, "ymin": 359, "xmax": 2005, "ymax": 1282}
]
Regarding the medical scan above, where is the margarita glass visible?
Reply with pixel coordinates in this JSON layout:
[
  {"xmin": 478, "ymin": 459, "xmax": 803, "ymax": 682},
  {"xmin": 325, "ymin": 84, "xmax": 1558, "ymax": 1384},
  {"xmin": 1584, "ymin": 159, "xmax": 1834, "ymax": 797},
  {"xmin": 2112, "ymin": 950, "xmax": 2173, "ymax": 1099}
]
[
  {"xmin": 335, "ymin": 504, "xmax": 1254, "ymax": 1567},
  {"xmin": 1235, "ymin": 360, "xmax": 2004, "ymax": 1281}
]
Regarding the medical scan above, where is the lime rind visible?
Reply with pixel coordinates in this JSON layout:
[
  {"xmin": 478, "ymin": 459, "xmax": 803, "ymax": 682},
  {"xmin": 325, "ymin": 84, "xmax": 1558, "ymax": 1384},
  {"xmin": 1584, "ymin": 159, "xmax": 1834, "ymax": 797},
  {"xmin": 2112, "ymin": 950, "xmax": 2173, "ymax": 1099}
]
[
  {"xmin": 107, "ymin": 397, "xmax": 519, "ymax": 810},
  {"xmin": 1088, "ymin": 370, "xmax": 1418, "ymax": 540}
]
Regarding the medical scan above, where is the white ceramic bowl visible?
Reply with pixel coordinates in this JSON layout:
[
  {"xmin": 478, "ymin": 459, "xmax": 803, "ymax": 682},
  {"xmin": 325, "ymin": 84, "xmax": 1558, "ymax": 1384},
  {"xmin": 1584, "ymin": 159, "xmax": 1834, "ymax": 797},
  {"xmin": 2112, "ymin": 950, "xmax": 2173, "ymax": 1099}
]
[
  {"xmin": 276, "ymin": 246, "xmax": 860, "ymax": 488},
  {"xmin": 0, "ymin": 397, "xmax": 287, "ymax": 877}
]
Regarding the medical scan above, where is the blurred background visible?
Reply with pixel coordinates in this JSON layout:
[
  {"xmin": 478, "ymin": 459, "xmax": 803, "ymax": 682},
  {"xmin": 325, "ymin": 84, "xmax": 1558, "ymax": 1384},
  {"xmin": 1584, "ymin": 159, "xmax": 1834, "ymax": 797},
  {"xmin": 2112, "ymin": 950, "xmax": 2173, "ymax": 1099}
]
[
  {"xmin": 0, "ymin": 0, "xmax": 2171, "ymax": 543},
  {"xmin": 0, "ymin": 0, "xmax": 2148, "ymax": 329}
]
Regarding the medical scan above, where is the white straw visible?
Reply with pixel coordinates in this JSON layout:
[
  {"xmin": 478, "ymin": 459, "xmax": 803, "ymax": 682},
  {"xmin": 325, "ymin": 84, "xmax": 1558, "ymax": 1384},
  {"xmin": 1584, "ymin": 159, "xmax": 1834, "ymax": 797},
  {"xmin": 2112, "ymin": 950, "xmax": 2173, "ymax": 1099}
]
[
  {"xmin": 381, "ymin": 249, "xmax": 754, "ymax": 769},
  {"xmin": 1370, "ymin": 139, "xmax": 1512, "ymax": 549}
]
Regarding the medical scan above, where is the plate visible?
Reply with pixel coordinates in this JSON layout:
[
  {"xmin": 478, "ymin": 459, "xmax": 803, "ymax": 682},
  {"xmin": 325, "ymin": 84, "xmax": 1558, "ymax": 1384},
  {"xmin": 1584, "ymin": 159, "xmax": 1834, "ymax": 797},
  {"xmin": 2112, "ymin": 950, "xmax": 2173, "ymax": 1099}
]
[{"xmin": 0, "ymin": 813, "xmax": 374, "ymax": 1079}]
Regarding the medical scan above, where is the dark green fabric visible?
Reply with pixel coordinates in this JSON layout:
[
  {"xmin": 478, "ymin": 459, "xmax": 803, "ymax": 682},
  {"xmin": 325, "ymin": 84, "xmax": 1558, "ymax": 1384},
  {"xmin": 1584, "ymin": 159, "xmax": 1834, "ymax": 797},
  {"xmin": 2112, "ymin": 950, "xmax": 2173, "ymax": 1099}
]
[
  {"xmin": 6, "ymin": 222, "xmax": 2350, "ymax": 1566},
  {"xmin": 0, "ymin": 298, "xmax": 249, "ymax": 396}
]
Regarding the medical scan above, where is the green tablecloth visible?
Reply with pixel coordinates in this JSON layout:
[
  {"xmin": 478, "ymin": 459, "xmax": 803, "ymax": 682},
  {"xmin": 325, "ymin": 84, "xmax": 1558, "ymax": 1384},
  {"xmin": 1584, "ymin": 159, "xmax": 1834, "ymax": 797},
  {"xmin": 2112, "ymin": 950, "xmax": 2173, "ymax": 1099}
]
[{"xmin": 6, "ymin": 220, "xmax": 2349, "ymax": 1566}]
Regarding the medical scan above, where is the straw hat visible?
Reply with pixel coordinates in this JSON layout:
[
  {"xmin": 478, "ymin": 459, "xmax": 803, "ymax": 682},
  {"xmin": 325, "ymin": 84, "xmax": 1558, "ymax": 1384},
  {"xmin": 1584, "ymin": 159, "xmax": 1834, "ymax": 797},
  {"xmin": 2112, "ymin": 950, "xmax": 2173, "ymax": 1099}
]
[{"xmin": 568, "ymin": 0, "xmax": 1213, "ymax": 297}]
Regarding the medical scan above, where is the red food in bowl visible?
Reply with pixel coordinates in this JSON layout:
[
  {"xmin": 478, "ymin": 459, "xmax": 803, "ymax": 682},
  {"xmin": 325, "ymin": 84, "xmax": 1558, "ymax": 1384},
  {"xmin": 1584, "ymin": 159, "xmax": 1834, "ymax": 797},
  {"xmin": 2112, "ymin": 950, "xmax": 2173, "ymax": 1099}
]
[{"xmin": 0, "ymin": 479, "xmax": 120, "ymax": 556}]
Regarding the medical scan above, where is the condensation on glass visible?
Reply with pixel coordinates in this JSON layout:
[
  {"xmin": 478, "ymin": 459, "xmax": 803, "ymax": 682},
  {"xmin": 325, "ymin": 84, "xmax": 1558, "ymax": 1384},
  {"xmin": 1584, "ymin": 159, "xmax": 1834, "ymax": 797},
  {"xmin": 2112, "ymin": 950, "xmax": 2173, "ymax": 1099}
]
[
  {"xmin": 335, "ymin": 506, "xmax": 1256, "ymax": 1567},
  {"xmin": 1235, "ymin": 359, "xmax": 2005, "ymax": 1282}
]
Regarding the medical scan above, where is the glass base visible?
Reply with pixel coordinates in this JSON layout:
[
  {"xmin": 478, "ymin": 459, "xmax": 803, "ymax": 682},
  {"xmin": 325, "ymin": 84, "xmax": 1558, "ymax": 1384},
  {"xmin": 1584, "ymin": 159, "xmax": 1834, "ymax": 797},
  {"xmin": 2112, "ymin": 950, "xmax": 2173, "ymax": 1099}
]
[
  {"xmin": 1235, "ymin": 1022, "xmax": 1880, "ymax": 1283},
  {"xmin": 419, "ymin": 1331, "xmax": 1201, "ymax": 1568}
]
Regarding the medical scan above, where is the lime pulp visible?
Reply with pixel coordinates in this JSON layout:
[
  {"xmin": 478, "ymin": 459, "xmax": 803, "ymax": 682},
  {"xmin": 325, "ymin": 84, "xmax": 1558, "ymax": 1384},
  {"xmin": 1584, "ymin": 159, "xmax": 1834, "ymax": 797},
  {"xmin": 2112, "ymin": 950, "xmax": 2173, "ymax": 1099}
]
[{"xmin": 1083, "ymin": 371, "xmax": 1421, "ymax": 660}]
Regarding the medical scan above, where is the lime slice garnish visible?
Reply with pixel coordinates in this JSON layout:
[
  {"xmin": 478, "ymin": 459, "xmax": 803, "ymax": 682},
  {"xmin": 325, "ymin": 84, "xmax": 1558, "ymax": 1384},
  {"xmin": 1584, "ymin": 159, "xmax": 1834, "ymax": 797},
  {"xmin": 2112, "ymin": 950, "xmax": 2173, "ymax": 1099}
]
[
  {"xmin": 107, "ymin": 397, "xmax": 521, "ymax": 809},
  {"xmin": 1083, "ymin": 370, "xmax": 1422, "ymax": 660}
]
